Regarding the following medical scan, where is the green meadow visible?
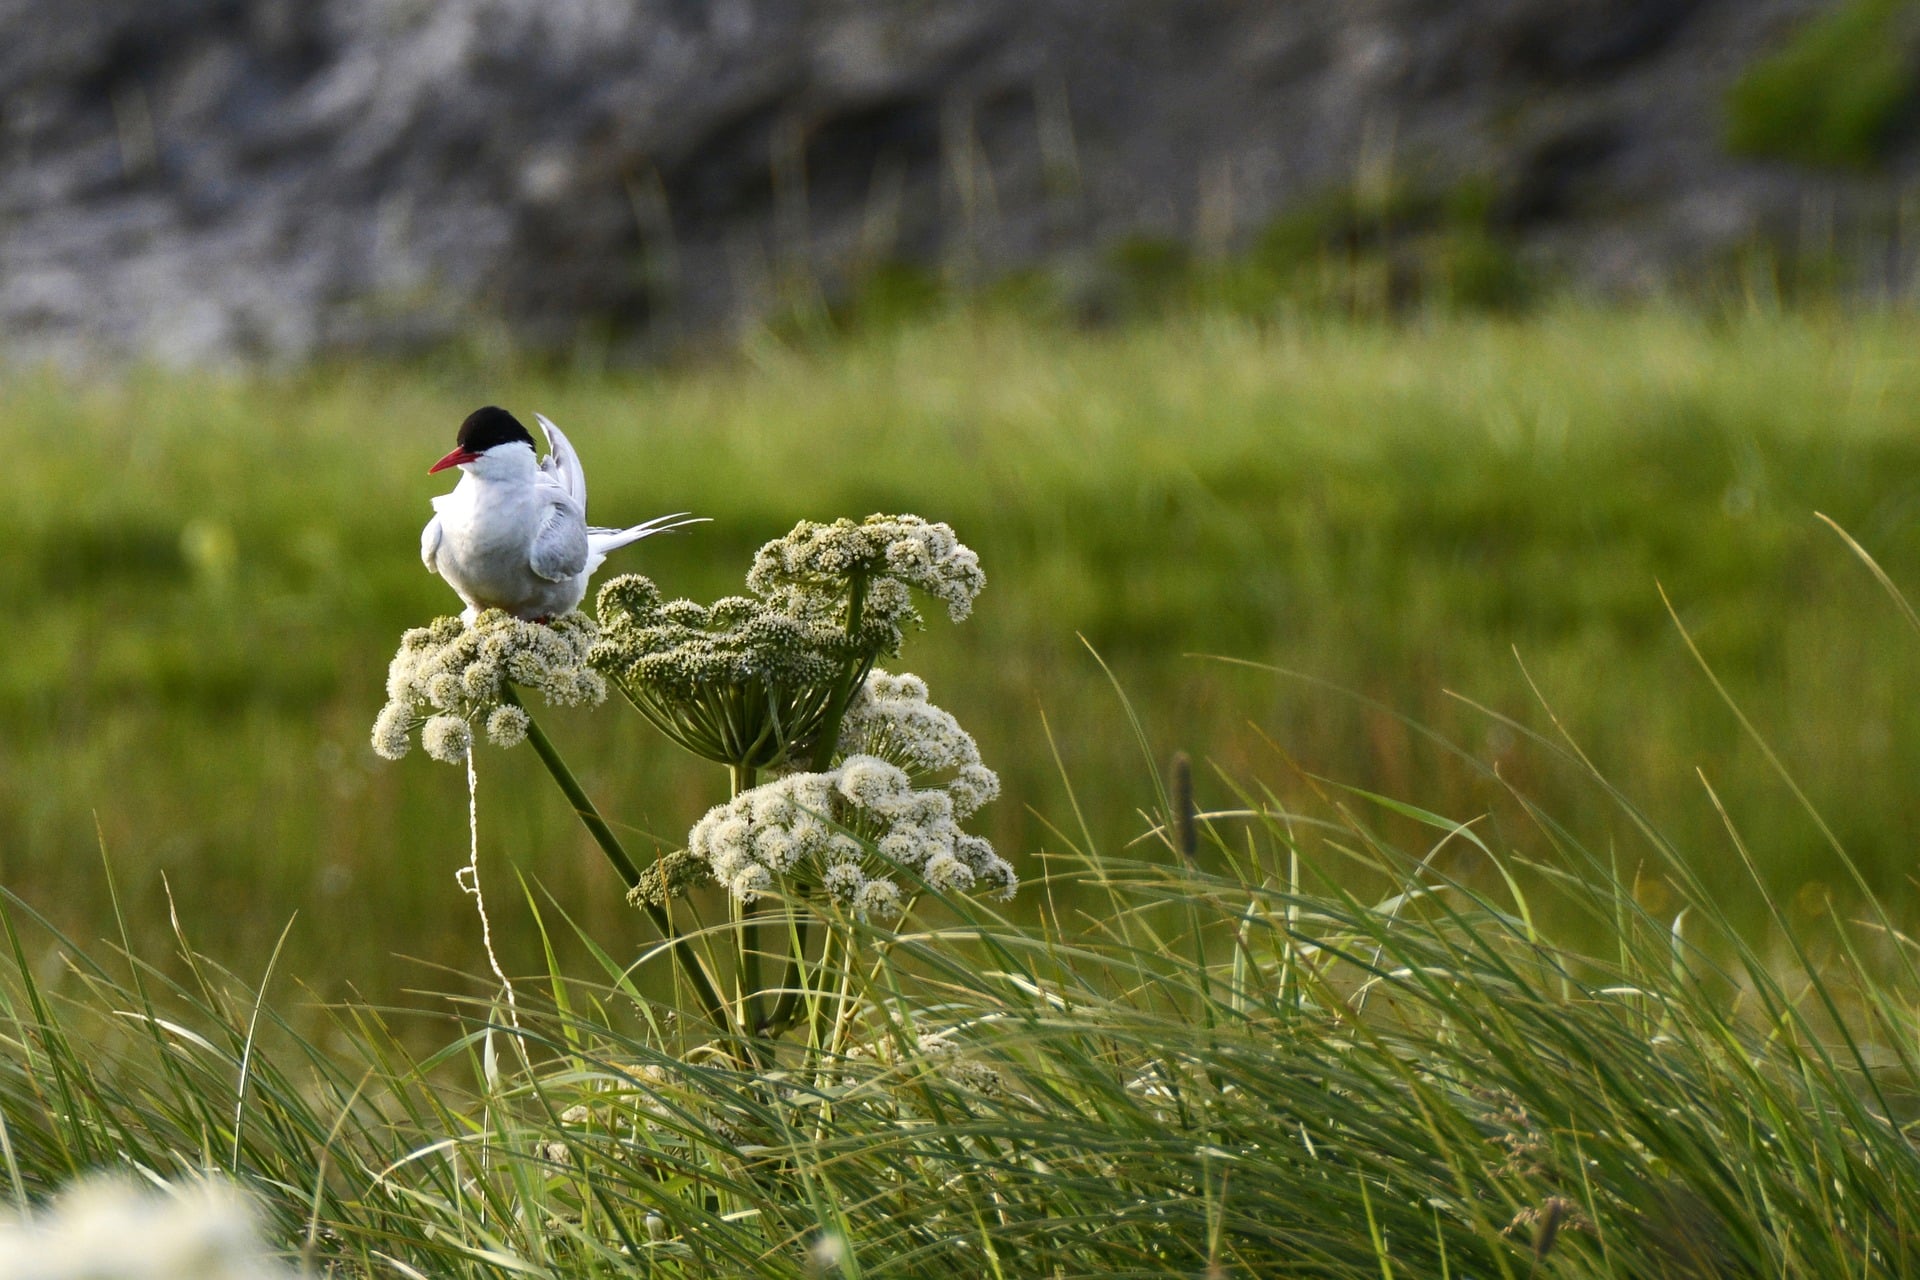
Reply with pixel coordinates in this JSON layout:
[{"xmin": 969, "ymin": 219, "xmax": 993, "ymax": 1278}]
[
  {"xmin": 9, "ymin": 306, "xmax": 1920, "ymax": 993},
  {"xmin": 14, "ymin": 305, "xmax": 1920, "ymax": 1273}
]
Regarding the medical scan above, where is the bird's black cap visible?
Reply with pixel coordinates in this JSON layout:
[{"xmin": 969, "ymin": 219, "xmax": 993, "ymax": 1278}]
[{"xmin": 457, "ymin": 406, "xmax": 536, "ymax": 453}]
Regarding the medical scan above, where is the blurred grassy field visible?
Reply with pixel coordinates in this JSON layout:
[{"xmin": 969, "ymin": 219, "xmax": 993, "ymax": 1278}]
[{"xmin": 6, "ymin": 305, "xmax": 1920, "ymax": 1001}]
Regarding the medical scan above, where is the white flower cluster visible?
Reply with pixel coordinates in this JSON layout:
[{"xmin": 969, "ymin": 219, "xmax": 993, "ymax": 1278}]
[
  {"xmin": 844, "ymin": 1023, "xmax": 1007, "ymax": 1097},
  {"xmin": 688, "ymin": 753, "xmax": 1016, "ymax": 915},
  {"xmin": 837, "ymin": 669, "xmax": 1000, "ymax": 814},
  {"xmin": 371, "ymin": 610, "xmax": 603, "ymax": 764},
  {"xmin": 0, "ymin": 1174, "xmax": 300, "ymax": 1280},
  {"xmin": 541, "ymin": 1063, "xmax": 750, "ymax": 1170},
  {"xmin": 747, "ymin": 515, "xmax": 986, "ymax": 643}
]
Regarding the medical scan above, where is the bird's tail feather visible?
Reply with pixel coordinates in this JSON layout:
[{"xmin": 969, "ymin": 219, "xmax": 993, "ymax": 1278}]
[{"xmin": 584, "ymin": 512, "xmax": 709, "ymax": 573}]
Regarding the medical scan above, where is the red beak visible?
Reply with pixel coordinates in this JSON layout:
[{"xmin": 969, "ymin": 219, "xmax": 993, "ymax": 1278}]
[{"xmin": 429, "ymin": 447, "xmax": 480, "ymax": 474}]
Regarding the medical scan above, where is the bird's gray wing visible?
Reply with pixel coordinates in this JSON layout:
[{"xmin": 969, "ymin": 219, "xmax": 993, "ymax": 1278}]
[
  {"xmin": 527, "ymin": 491, "xmax": 589, "ymax": 582},
  {"xmin": 534, "ymin": 413, "xmax": 588, "ymax": 514},
  {"xmin": 421, "ymin": 511, "xmax": 444, "ymax": 573}
]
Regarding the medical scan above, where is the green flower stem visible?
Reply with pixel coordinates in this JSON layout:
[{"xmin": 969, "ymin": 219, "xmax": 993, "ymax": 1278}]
[
  {"xmin": 781, "ymin": 568, "xmax": 871, "ymax": 1034},
  {"xmin": 508, "ymin": 688, "xmax": 642, "ymax": 887},
  {"xmin": 809, "ymin": 572, "xmax": 870, "ymax": 772},
  {"xmin": 763, "ymin": 909, "xmax": 809, "ymax": 1037},
  {"xmin": 729, "ymin": 764, "xmax": 767, "ymax": 1037},
  {"xmin": 502, "ymin": 685, "xmax": 731, "ymax": 1035}
]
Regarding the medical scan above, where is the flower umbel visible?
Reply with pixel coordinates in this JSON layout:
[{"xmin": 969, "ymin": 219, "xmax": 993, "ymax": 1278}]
[
  {"xmin": 590, "ymin": 576, "xmax": 857, "ymax": 769},
  {"xmin": 591, "ymin": 517, "xmax": 984, "ymax": 774},
  {"xmin": 837, "ymin": 669, "xmax": 1001, "ymax": 816},
  {"xmin": 747, "ymin": 514, "xmax": 986, "ymax": 653},
  {"xmin": 378, "ymin": 510, "xmax": 997, "ymax": 1053},
  {"xmin": 687, "ymin": 752, "xmax": 1016, "ymax": 915},
  {"xmin": 372, "ymin": 610, "xmax": 604, "ymax": 763}
]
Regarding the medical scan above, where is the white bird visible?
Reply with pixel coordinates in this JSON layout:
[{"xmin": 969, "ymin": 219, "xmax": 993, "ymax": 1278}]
[{"xmin": 420, "ymin": 406, "xmax": 701, "ymax": 621}]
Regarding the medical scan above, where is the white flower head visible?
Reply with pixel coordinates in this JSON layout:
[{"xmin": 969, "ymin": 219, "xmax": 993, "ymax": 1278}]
[
  {"xmin": 746, "ymin": 514, "xmax": 986, "ymax": 651},
  {"xmin": 790, "ymin": 815, "xmax": 834, "ymax": 856},
  {"xmin": 685, "ymin": 754, "xmax": 1015, "ymax": 910},
  {"xmin": 871, "ymin": 670, "xmax": 928, "ymax": 701},
  {"xmin": 755, "ymin": 826, "xmax": 801, "ymax": 871},
  {"xmin": 822, "ymin": 860, "xmax": 867, "ymax": 902},
  {"xmin": 485, "ymin": 704, "xmax": 530, "ymax": 749},
  {"xmin": 954, "ymin": 833, "xmax": 998, "ymax": 874},
  {"xmin": 877, "ymin": 829, "xmax": 933, "ymax": 870},
  {"xmin": 923, "ymin": 851, "xmax": 974, "ymax": 893},
  {"xmin": 422, "ymin": 714, "xmax": 472, "ymax": 763},
  {"xmin": 371, "ymin": 701, "xmax": 413, "ymax": 761},
  {"xmin": 749, "ymin": 786, "xmax": 796, "ymax": 828},
  {"xmin": 462, "ymin": 660, "xmax": 502, "ymax": 700},
  {"xmin": 787, "ymin": 773, "xmax": 836, "ymax": 812},
  {"xmin": 836, "ymin": 755, "xmax": 913, "ymax": 814},
  {"xmin": 977, "ymin": 856, "xmax": 1019, "ymax": 900},
  {"xmin": 426, "ymin": 672, "xmax": 461, "ymax": 708},
  {"xmin": 903, "ymin": 790, "xmax": 955, "ymax": 829},
  {"xmin": 948, "ymin": 764, "xmax": 1001, "ymax": 818},
  {"xmin": 713, "ymin": 815, "xmax": 750, "ymax": 853},
  {"xmin": 855, "ymin": 877, "xmax": 904, "ymax": 920},
  {"xmin": 838, "ymin": 670, "xmax": 998, "ymax": 816},
  {"xmin": 730, "ymin": 862, "xmax": 772, "ymax": 903},
  {"xmin": 0, "ymin": 1174, "xmax": 300, "ymax": 1280},
  {"xmin": 370, "ymin": 610, "xmax": 603, "ymax": 766},
  {"xmin": 708, "ymin": 844, "xmax": 752, "ymax": 883},
  {"xmin": 689, "ymin": 805, "xmax": 725, "ymax": 848}
]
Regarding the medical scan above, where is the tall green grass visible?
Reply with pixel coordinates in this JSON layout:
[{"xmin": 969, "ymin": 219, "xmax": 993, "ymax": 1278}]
[
  {"xmin": 9, "ymin": 307, "xmax": 1920, "ymax": 1002},
  {"xmin": 5, "ymin": 633, "xmax": 1920, "ymax": 1276},
  {"xmin": 13, "ymin": 314, "xmax": 1920, "ymax": 1270}
]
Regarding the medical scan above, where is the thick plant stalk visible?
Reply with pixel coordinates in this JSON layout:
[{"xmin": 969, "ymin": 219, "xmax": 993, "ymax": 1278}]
[
  {"xmin": 502, "ymin": 685, "xmax": 731, "ymax": 1035},
  {"xmin": 763, "ymin": 907, "xmax": 809, "ymax": 1037},
  {"xmin": 765, "ymin": 572, "xmax": 872, "ymax": 1033},
  {"xmin": 508, "ymin": 686, "xmax": 642, "ymax": 887},
  {"xmin": 808, "ymin": 573, "xmax": 869, "ymax": 772},
  {"xmin": 729, "ymin": 764, "xmax": 767, "ymax": 1037}
]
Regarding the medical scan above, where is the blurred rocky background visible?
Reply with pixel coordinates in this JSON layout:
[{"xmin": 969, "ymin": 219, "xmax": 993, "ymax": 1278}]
[{"xmin": 3, "ymin": 0, "xmax": 1916, "ymax": 367}]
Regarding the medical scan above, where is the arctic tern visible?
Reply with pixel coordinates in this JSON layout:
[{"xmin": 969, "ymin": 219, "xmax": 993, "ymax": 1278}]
[{"xmin": 421, "ymin": 406, "xmax": 701, "ymax": 621}]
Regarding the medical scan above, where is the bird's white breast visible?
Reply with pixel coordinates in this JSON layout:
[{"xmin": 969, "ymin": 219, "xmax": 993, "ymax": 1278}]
[{"xmin": 428, "ymin": 453, "xmax": 588, "ymax": 619}]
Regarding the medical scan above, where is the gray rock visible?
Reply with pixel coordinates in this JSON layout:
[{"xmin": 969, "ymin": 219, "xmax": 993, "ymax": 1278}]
[{"xmin": 0, "ymin": 0, "xmax": 1896, "ymax": 366}]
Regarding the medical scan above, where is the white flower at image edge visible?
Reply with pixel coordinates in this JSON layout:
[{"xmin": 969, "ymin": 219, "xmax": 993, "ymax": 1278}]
[{"xmin": 0, "ymin": 1174, "xmax": 298, "ymax": 1280}]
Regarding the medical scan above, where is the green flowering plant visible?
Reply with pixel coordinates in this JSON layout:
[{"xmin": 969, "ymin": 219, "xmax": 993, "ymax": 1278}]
[
  {"xmin": 591, "ymin": 514, "xmax": 986, "ymax": 776},
  {"xmin": 373, "ymin": 512, "xmax": 1009, "ymax": 1061},
  {"xmin": 370, "ymin": 607, "xmax": 727, "ymax": 1033},
  {"xmin": 591, "ymin": 515, "xmax": 1002, "ymax": 1046}
]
